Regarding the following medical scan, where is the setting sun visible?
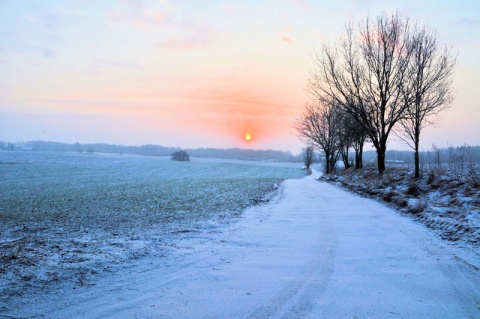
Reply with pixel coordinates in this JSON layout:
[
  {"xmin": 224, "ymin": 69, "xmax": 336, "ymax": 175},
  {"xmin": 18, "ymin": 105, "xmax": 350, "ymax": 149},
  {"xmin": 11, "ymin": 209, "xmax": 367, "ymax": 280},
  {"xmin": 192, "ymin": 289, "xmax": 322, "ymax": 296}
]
[{"xmin": 1, "ymin": 1, "xmax": 478, "ymax": 153}]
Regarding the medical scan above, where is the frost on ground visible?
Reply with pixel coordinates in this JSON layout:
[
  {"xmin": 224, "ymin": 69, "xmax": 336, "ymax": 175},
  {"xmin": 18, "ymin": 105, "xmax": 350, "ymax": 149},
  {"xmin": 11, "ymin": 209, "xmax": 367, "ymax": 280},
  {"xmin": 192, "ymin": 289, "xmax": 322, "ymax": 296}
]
[
  {"xmin": 4, "ymin": 169, "xmax": 479, "ymax": 318},
  {"xmin": 322, "ymin": 164, "xmax": 480, "ymax": 246},
  {"xmin": 0, "ymin": 151, "xmax": 303, "ymax": 305}
]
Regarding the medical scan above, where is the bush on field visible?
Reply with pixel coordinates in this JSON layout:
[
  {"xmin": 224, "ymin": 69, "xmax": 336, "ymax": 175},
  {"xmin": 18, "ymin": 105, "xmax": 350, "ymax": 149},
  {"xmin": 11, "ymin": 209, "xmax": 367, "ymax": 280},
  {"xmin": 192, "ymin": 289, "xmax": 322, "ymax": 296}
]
[{"xmin": 171, "ymin": 150, "xmax": 190, "ymax": 162}]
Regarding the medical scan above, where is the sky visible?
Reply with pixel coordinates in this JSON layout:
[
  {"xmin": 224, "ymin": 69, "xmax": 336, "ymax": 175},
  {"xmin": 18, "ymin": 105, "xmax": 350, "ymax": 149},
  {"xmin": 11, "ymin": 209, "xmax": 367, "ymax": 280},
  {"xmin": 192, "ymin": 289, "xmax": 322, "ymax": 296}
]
[{"xmin": 0, "ymin": 0, "xmax": 479, "ymax": 154}]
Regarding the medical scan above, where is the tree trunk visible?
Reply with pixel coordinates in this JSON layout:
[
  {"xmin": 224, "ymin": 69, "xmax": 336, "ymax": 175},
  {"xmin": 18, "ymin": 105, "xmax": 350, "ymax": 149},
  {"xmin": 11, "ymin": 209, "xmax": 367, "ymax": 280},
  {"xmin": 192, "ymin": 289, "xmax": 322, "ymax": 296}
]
[
  {"xmin": 329, "ymin": 153, "xmax": 336, "ymax": 173},
  {"xmin": 342, "ymin": 148, "xmax": 349, "ymax": 170},
  {"xmin": 358, "ymin": 143, "xmax": 363, "ymax": 168},
  {"xmin": 356, "ymin": 145, "xmax": 364, "ymax": 169},
  {"xmin": 414, "ymin": 150, "xmax": 420, "ymax": 179},
  {"xmin": 414, "ymin": 130, "xmax": 420, "ymax": 178},
  {"xmin": 325, "ymin": 152, "xmax": 330, "ymax": 174},
  {"xmin": 377, "ymin": 143, "xmax": 386, "ymax": 174}
]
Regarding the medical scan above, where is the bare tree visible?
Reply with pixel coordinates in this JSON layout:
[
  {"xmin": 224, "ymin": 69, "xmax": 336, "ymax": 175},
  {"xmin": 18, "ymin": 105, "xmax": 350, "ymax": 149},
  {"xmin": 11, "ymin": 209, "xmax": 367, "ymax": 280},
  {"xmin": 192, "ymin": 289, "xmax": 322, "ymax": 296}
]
[
  {"xmin": 295, "ymin": 100, "xmax": 342, "ymax": 174},
  {"xmin": 338, "ymin": 111, "xmax": 367, "ymax": 169},
  {"xmin": 396, "ymin": 26, "xmax": 456, "ymax": 178},
  {"xmin": 431, "ymin": 144, "xmax": 442, "ymax": 168},
  {"xmin": 464, "ymin": 145, "xmax": 479, "ymax": 185},
  {"xmin": 336, "ymin": 111, "xmax": 353, "ymax": 169},
  {"xmin": 302, "ymin": 146, "xmax": 315, "ymax": 171},
  {"xmin": 351, "ymin": 122, "xmax": 367, "ymax": 169},
  {"xmin": 308, "ymin": 12, "xmax": 414, "ymax": 174}
]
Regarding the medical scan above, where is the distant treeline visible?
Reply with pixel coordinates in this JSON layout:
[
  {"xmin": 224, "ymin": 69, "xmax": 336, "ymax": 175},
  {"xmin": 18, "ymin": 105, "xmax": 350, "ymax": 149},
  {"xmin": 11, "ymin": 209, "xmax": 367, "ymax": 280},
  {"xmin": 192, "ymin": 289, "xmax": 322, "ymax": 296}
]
[
  {"xmin": 0, "ymin": 140, "xmax": 299, "ymax": 162},
  {"xmin": 361, "ymin": 145, "xmax": 480, "ymax": 165},
  {"xmin": 185, "ymin": 147, "xmax": 297, "ymax": 162}
]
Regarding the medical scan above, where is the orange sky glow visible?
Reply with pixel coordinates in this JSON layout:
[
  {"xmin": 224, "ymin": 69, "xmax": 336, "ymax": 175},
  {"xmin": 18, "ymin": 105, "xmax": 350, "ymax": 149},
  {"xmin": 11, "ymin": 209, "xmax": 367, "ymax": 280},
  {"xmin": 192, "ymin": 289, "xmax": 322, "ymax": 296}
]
[{"xmin": 1, "ymin": 1, "xmax": 479, "ymax": 154}]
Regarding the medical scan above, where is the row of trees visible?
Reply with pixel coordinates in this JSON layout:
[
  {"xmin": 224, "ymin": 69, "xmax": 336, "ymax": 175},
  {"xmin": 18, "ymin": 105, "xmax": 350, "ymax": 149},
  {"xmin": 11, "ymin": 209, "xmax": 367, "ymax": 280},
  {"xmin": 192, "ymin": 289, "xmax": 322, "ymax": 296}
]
[
  {"xmin": 297, "ymin": 12, "xmax": 456, "ymax": 177},
  {"xmin": 296, "ymin": 103, "xmax": 366, "ymax": 174},
  {"xmin": 0, "ymin": 140, "xmax": 298, "ymax": 162}
]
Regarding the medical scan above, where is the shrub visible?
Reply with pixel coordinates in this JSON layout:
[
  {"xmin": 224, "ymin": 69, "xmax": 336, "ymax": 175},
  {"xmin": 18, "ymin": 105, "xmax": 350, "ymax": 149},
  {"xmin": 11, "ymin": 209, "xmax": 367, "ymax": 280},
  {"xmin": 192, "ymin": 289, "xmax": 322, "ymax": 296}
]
[
  {"xmin": 408, "ymin": 199, "xmax": 427, "ymax": 214},
  {"xmin": 171, "ymin": 150, "xmax": 190, "ymax": 162},
  {"xmin": 427, "ymin": 171, "xmax": 436, "ymax": 185},
  {"xmin": 406, "ymin": 182, "xmax": 421, "ymax": 197},
  {"xmin": 382, "ymin": 189, "xmax": 398, "ymax": 202},
  {"xmin": 393, "ymin": 196, "xmax": 408, "ymax": 207}
]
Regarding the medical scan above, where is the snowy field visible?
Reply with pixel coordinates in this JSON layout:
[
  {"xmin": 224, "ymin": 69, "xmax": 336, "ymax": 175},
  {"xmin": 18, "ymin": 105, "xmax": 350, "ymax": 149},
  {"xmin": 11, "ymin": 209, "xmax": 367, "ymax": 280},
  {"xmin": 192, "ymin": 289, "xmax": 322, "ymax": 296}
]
[
  {"xmin": 0, "ymin": 151, "xmax": 303, "ymax": 304},
  {"xmin": 4, "ymin": 170, "xmax": 479, "ymax": 318}
]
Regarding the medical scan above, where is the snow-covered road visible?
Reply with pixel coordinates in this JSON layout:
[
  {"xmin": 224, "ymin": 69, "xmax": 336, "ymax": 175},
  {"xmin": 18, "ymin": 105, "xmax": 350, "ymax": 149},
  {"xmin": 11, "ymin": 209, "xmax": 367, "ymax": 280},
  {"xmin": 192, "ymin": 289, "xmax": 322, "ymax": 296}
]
[{"xmin": 14, "ymin": 172, "xmax": 480, "ymax": 318}]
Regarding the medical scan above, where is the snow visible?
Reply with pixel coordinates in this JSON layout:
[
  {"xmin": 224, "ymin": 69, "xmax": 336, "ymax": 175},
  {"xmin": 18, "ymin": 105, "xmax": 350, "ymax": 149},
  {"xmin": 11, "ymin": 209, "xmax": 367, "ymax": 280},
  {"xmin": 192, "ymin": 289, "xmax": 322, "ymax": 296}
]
[
  {"xmin": 4, "ymin": 170, "xmax": 479, "ymax": 318},
  {"xmin": 0, "ymin": 151, "xmax": 304, "ymax": 305},
  {"xmin": 325, "ymin": 165, "xmax": 480, "ymax": 245}
]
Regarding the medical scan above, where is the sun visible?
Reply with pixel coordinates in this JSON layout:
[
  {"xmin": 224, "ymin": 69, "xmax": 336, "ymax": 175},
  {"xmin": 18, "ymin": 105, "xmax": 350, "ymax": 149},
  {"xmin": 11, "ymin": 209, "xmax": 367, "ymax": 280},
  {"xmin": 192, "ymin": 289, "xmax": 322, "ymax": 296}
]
[{"xmin": 245, "ymin": 133, "xmax": 252, "ymax": 141}]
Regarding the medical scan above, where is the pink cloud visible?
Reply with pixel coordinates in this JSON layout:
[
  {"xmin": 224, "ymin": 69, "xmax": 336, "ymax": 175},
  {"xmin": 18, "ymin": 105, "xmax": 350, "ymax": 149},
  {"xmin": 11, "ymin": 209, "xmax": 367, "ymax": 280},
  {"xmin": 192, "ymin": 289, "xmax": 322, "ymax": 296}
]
[
  {"xmin": 291, "ymin": 0, "xmax": 311, "ymax": 11},
  {"xmin": 159, "ymin": 23, "xmax": 222, "ymax": 52},
  {"xmin": 108, "ymin": 2, "xmax": 166, "ymax": 30},
  {"xmin": 95, "ymin": 59, "xmax": 144, "ymax": 70}
]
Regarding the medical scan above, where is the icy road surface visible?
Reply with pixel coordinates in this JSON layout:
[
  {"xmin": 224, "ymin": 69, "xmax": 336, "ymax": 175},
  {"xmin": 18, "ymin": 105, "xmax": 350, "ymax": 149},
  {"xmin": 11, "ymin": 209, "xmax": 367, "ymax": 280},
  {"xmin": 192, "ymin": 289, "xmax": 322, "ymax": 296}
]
[{"xmin": 16, "ymin": 171, "xmax": 480, "ymax": 318}]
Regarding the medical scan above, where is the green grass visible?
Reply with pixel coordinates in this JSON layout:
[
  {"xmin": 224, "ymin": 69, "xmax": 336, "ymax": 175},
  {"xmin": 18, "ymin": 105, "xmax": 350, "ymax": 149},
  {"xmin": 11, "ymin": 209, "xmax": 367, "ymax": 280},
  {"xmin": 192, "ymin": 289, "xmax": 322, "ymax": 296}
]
[{"xmin": 1, "ymin": 151, "xmax": 303, "ymax": 232}]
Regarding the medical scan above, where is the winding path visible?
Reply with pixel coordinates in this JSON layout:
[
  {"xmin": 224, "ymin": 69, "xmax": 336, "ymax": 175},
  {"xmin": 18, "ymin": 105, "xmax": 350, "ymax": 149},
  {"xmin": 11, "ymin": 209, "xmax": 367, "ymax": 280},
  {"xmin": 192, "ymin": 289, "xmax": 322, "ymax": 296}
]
[{"xmin": 14, "ymin": 172, "xmax": 480, "ymax": 318}]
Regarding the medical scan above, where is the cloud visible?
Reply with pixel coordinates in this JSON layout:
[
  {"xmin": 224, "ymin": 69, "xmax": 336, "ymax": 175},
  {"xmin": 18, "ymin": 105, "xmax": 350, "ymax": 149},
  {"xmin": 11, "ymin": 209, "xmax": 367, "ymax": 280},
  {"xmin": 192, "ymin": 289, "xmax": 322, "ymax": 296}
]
[
  {"xmin": 43, "ymin": 13, "xmax": 61, "ymax": 30},
  {"xmin": 95, "ymin": 59, "xmax": 144, "ymax": 70},
  {"xmin": 108, "ymin": 0, "xmax": 166, "ymax": 30},
  {"xmin": 60, "ymin": 8, "xmax": 87, "ymax": 17},
  {"xmin": 190, "ymin": 88, "xmax": 291, "ymax": 118},
  {"xmin": 458, "ymin": 18, "xmax": 480, "ymax": 28},
  {"xmin": 158, "ymin": 14, "xmax": 223, "ymax": 52},
  {"xmin": 11, "ymin": 44, "xmax": 58, "ymax": 60},
  {"xmin": 17, "ymin": 46, "xmax": 57, "ymax": 59},
  {"xmin": 291, "ymin": 0, "xmax": 312, "ymax": 11},
  {"xmin": 159, "ymin": 25, "xmax": 221, "ymax": 52},
  {"xmin": 23, "ymin": 15, "xmax": 37, "ymax": 22},
  {"xmin": 198, "ymin": 90, "xmax": 268, "ymax": 107},
  {"xmin": 38, "ymin": 47, "xmax": 57, "ymax": 59},
  {"xmin": 222, "ymin": 3, "xmax": 262, "ymax": 16}
]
